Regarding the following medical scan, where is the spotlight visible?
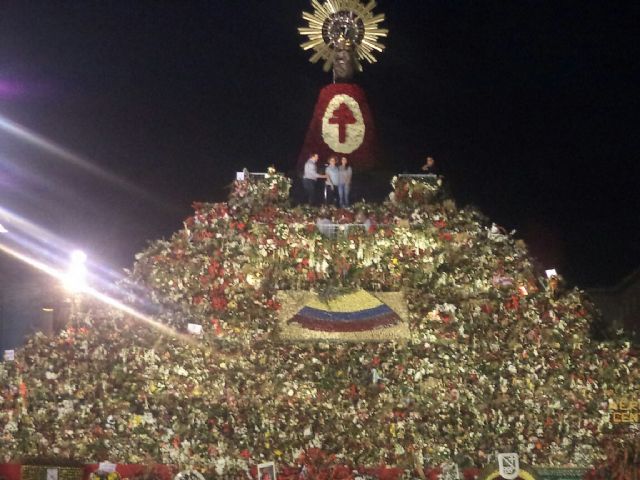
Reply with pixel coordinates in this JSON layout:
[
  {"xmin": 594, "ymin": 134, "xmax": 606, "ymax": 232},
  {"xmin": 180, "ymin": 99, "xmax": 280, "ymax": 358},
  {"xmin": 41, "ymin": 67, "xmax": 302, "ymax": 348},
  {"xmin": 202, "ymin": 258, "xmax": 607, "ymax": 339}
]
[
  {"xmin": 63, "ymin": 249, "xmax": 88, "ymax": 292},
  {"xmin": 0, "ymin": 224, "xmax": 8, "ymax": 233},
  {"xmin": 70, "ymin": 249, "xmax": 87, "ymax": 264}
]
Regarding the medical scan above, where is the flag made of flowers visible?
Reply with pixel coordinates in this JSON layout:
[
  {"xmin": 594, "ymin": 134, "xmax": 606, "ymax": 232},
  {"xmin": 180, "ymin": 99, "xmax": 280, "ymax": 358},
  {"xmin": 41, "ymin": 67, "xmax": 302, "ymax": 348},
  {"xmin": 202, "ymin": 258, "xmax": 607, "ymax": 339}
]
[{"xmin": 278, "ymin": 290, "xmax": 409, "ymax": 342}]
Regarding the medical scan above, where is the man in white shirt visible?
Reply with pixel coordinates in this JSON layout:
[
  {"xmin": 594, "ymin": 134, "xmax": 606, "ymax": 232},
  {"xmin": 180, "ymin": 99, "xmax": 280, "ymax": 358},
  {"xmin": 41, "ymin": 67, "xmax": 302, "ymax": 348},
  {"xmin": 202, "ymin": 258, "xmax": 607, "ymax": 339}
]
[{"xmin": 303, "ymin": 153, "xmax": 326, "ymax": 205}]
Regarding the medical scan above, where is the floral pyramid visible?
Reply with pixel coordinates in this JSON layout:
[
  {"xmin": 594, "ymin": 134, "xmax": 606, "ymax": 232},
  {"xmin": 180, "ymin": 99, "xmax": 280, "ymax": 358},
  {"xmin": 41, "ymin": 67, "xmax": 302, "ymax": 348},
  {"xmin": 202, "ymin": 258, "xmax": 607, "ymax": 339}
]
[{"xmin": 0, "ymin": 171, "xmax": 638, "ymax": 479}]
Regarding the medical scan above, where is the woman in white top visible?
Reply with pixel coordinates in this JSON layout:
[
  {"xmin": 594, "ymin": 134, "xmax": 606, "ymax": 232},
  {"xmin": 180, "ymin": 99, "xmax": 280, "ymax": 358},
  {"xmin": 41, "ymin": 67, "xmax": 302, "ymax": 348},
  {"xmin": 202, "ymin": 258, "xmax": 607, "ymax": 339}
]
[{"xmin": 338, "ymin": 157, "xmax": 353, "ymax": 208}]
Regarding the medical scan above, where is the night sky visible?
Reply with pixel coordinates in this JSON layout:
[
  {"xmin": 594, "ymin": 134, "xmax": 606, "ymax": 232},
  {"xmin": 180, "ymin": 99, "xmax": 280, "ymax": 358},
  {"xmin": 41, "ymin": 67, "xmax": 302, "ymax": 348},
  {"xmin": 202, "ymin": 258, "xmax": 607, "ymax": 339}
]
[{"xmin": 0, "ymin": 1, "xmax": 638, "ymax": 288}]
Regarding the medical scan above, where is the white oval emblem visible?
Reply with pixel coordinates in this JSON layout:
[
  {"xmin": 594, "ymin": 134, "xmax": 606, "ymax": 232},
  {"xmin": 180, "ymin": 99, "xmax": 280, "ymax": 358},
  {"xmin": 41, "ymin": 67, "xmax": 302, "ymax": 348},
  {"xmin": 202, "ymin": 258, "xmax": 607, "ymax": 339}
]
[{"xmin": 321, "ymin": 94, "xmax": 365, "ymax": 154}]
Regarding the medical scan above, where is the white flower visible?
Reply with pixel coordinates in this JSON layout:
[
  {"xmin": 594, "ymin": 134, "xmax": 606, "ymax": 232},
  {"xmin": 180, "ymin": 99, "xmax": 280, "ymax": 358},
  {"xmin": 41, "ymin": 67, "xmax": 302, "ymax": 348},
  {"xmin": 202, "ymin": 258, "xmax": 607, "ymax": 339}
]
[
  {"xmin": 4, "ymin": 420, "xmax": 17, "ymax": 433},
  {"xmin": 215, "ymin": 458, "xmax": 226, "ymax": 476},
  {"xmin": 174, "ymin": 366, "xmax": 189, "ymax": 376}
]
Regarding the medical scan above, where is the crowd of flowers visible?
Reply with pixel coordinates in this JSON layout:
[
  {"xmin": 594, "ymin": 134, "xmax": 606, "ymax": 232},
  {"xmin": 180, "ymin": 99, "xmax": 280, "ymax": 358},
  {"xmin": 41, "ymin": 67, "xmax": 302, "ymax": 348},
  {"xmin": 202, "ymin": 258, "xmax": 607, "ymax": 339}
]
[{"xmin": 0, "ymin": 172, "xmax": 638, "ymax": 479}]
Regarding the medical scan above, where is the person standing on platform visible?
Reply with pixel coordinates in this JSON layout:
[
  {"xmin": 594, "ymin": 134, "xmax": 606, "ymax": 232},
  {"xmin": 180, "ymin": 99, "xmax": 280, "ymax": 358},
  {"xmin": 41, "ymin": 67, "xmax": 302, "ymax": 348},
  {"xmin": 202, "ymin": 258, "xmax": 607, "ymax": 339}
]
[
  {"xmin": 338, "ymin": 156, "xmax": 352, "ymax": 208},
  {"xmin": 324, "ymin": 156, "xmax": 340, "ymax": 206},
  {"xmin": 421, "ymin": 156, "xmax": 437, "ymax": 174},
  {"xmin": 303, "ymin": 153, "xmax": 326, "ymax": 205}
]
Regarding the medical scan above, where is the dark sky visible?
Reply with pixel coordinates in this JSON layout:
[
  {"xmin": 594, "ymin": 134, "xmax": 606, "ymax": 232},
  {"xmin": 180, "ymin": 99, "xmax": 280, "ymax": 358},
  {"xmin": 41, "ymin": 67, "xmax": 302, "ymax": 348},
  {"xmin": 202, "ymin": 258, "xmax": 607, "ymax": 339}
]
[{"xmin": 0, "ymin": 1, "xmax": 638, "ymax": 288}]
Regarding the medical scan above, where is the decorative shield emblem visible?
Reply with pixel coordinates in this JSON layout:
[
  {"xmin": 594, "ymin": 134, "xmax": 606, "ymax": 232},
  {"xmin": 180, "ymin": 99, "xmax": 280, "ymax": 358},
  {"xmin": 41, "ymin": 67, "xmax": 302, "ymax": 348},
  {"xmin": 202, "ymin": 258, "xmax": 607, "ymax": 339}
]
[
  {"xmin": 174, "ymin": 471, "xmax": 205, "ymax": 480},
  {"xmin": 497, "ymin": 453, "xmax": 520, "ymax": 480}
]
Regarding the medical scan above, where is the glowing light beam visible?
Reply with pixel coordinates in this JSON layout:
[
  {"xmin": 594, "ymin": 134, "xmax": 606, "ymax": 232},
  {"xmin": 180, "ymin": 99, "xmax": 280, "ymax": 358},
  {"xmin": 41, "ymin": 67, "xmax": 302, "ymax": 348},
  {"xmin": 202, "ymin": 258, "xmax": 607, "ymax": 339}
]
[
  {"xmin": 0, "ymin": 242, "xmax": 191, "ymax": 342},
  {"xmin": 0, "ymin": 113, "xmax": 169, "ymax": 209},
  {"xmin": 64, "ymin": 249, "xmax": 88, "ymax": 293}
]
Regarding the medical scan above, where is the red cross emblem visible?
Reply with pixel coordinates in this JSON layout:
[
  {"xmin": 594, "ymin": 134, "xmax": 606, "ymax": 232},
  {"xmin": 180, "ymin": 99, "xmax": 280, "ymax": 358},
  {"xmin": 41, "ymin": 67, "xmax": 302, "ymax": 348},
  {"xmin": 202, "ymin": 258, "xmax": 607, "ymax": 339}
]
[{"xmin": 328, "ymin": 103, "xmax": 357, "ymax": 143}]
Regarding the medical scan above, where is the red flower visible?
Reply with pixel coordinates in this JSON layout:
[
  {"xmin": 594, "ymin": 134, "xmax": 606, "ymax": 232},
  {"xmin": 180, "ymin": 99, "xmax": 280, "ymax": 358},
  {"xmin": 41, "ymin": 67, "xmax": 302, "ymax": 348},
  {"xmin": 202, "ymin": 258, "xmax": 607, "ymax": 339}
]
[
  {"xmin": 19, "ymin": 382, "xmax": 27, "ymax": 399},
  {"xmin": 210, "ymin": 295, "xmax": 228, "ymax": 311},
  {"xmin": 240, "ymin": 449, "xmax": 251, "ymax": 459},
  {"xmin": 192, "ymin": 295, "xmax": 204, "ymax": 305},
  {"xmin": 505, "ymin": 295, "xmax": 520, "ymax": 310},
  {"xmin": 208, "ymin": 260, "xmax": 222, "ymax": 276},
  {"xmin": 266, "ymin": 298, "xmax": 281, "ymax": 311},
  {"xmin": 434, "ymin": 219, "xmax": 447, "ymax": 229},
  {"xmin": 211, "ymin": 318, "xmax": 223, "ymax": 336},
  {"xmin": 347, "ymin": 383, "xmax": 359, "ymax": 400}
]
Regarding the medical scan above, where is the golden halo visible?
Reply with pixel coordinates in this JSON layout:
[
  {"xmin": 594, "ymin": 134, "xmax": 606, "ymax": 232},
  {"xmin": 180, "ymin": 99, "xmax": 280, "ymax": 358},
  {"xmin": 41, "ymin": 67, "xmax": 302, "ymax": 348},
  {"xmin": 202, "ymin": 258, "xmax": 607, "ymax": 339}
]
[{"xmin": 298, "ymin": 0, "xmax": 388, "ymax": 72}]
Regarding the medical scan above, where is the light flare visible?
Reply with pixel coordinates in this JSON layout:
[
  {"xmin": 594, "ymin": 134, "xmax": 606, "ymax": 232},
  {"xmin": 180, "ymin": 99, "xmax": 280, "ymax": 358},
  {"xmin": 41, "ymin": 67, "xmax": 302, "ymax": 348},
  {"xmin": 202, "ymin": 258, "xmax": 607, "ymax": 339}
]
[
  {"xmin": 0, "ymin": 241, "xmax": 190, "ymax": 343},
  {"xmin": 0, "ymin": 113, "xmax": 169, "ymax": 209}
]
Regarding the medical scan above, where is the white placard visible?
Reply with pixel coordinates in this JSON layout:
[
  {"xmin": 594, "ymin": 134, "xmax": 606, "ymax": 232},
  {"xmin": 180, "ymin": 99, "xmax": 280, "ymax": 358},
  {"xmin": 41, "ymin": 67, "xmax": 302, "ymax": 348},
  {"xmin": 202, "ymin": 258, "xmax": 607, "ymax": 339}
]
[
  {"xmin": 257, "ymin": 462, "xmax": 277, "ymax": 480},
  {"xmin": 98, "ymin": 462, "xmax": 117, "ymax": 473},
  {"xmin": 545, "ymin": 268, "xmax": 558, "ymax": 278},
  {"xmin": 497, "ymin": 453, "xmax": 520, "ymax": 480},
  {"xmin": 46, "ymin": 469, "xmax": 59, "ymax": 480},
  {"xmin": 440, "ymin": 462, "xmax": 460, "ymax": 480},
  {"xmin": 187, "ymin": 323, "xmax": 203, "ymax": 335},
  {"xmin": 236, "ymin": 171, "xmax": 245, "ymax": 181},
  {"xmin": 3, "ymin": 350, "xmax": 14, "ymax": 361}
]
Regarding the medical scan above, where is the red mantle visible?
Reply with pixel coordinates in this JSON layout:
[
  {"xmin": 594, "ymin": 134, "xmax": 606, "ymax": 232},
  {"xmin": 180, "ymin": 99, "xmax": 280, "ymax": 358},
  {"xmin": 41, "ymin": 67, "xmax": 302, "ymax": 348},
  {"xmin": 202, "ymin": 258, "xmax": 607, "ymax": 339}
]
[{"xmin": 297, "ymin": 83, "xmax": 379, "ymax": 171}]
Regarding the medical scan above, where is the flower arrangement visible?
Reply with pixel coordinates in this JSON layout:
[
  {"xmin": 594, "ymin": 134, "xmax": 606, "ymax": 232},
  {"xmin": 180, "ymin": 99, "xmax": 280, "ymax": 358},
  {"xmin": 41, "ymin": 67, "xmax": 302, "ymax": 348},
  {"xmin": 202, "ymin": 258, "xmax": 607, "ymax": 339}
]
[
  {"xmin": 0, "ymin": 175, "xmax": 638, "ymax": 478},
  {"xmin": 228, "ymin": 167, "xmax": 291, "ymax": 212},
  {"xmin": 389, "ymin": 175, "xmax": 443, "ymax": 209}
]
